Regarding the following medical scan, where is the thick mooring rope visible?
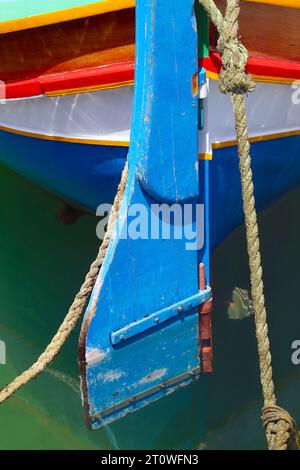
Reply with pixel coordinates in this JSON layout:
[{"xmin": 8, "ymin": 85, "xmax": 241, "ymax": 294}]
[
  {"xmin": 0, "ymin": 163, "xmax": 128, "ymax": 405},
  {"xmin": 198, "ymin": 0, "xmax": 299, "ymax": 450}
]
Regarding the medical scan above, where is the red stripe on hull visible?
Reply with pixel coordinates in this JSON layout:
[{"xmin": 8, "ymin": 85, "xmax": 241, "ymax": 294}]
[
  {"xmin": 200, "ymin": 52, "xmax": 300, "ymax": 81},
  {"xmin": 4, "ymin": 54, "xmax": 300, "ymax": 100},
  {"xmin": 40, "ymin": 61, "xmax": 135, "ymax": 95},
  {"xmin": 5, "ymin": 79, "xmax": 43, "ymax": 99},
  {"xmin": 4, "ymin": 62, "xmax": 135, "ymax": 99}
]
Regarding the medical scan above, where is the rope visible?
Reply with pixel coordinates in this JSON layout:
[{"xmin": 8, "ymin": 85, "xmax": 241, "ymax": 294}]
[
  {"xmin": 1, "ymin": 0, "xmax": 298, "ymax": 450},
  {"xmin": 0, "ymin": 163, "xmax": 128, "ymax": 404},
  {"xmin": 198, "ymin": 0, "xmax": 299, "ymax": 450}
]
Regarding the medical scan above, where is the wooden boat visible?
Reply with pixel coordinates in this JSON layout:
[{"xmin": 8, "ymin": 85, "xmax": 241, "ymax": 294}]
[
  {"xmin": 0, "ymin": 0, "xmax": 299, "ymax": 247},
  {"xmin": 1, "ymin": 0, "xmax": 300, "ymax": 430}
]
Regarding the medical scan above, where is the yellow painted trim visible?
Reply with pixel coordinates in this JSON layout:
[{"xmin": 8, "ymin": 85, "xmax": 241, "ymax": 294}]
[
  {"xmin": 1, "ymin": 126, "xmax": 299, "ymax": 151},
  {"xmin": 212, "ymin": 129, "xmax": 300, "ymax": 150},
  {"xmin": 0, "ymin": 0, "xmax": 135, "ymax": 34},
  {"xmin": 208, "ymin": 71, "xmax": 299, "ymax": 85},
  {"xmin": 45, "ymin": 80, "xmax": 134, "ymax": 97},
  {"xmin": 0, "ymin": 124, "xmax": 130, "ymax": 147},
  {"xmin": 206, "ymin": 70, "xmax": 219, "ymax": 81},
  {"xmin": 199, "ymin": 153, "xmax": 213, "ymax": 161},
  {"xmin": 252, "ymin": 75, "xmax": 298, "ymax": 85},
  {"xmin": 245, "ymin": 0, "xmax": 300, "ymax": 9}
]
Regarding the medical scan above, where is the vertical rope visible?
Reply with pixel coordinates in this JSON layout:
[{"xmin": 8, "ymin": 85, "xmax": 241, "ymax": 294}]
[{"xmin": 198, "ymin": 0, "xmax": 299, "ymax": 450}]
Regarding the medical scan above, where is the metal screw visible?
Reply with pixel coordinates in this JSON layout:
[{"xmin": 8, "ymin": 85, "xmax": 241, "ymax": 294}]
[
  {"xmin": 178, "ymin": 305, "xmax": 184, "ymax": 314},
  {"xmin": 155, "ymin": 317, "xmax": 160, "ymax": 324}
]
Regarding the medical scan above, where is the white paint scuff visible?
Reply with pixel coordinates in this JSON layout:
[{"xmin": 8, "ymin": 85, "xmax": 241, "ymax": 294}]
[{"xmin": 139, "ymin": 368, "xmax": 167, "ymax": 385}]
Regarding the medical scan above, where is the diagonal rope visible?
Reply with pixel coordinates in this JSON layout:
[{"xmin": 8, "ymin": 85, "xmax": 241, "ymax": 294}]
[
  {"xmin": 198, "ymin": 0, "xmax": 299, "ymax": 450},
  {"xmin": 0, "ymin": 1, "xmax": 298, "ymax": 451},
  {"xmin": 0, "ymin": 163, "xmax": 128, "ymax": 405}
]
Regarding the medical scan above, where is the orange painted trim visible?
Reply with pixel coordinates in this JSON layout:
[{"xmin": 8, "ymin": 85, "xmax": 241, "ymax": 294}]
[
  {"xmin": 1, "ymin": 125, "xmax": 299, "ymax": 150},
  {"xmin": 208, "ymin": 72, "xmax": 299, "ymax": 85},
  {"xmin": 45, "ymin": 80, "xmax": 134, "ymax": 97},
  {"xmin": 251, "ymin": 75, "xmax": 298, "ymax": 85},
  {"xmin": 0, "ymin": 0, "xmax": 135, "ymax": 34},
  {"xmin": 0, "ymin": 124, "xmax": 130, "ymax": 147},
  {"xmin": 212, "ymin": 129, "xmax": 300, "ymax": 150},
  {"xmin": 199, "ymin": 153, "xmax": 213, "ymax": 161},
  {"xmin": 206, "ymin": 70, "xmax": 219, "ymax": 81},
  {"xmin": 246, "ymin": 0, "xmax": 300, "ymax": 8}
]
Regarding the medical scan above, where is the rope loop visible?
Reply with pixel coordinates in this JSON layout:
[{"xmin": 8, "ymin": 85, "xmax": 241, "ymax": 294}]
[{"xmin": 262, "ymin": 406, "xmax": 300, "ymax": 450}]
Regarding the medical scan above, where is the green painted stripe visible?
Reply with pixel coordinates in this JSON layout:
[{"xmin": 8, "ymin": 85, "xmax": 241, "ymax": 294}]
[
  {"xmin": 0, "ymin": 0, "xmax": 107, "ymax": 22},
  {"xmin": 195, "ymin": 3, "xmax": 209, "ymax": 59}
]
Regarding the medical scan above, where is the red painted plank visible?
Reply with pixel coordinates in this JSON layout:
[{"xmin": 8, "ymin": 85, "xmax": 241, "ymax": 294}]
[
  {"xmin": 3, "ymin": 53, "xmax": 300, "ymax": 100},
  {"xmin": 200, "ymin": 52, "xmax": 300, "ymax": 82},
  {"xmin": 40, "ymin": 61, "xmax": 135, "ymax": 95},
  {"xmin": 5, "ymin": 79, "xmax": 42, "ymax": 99}
]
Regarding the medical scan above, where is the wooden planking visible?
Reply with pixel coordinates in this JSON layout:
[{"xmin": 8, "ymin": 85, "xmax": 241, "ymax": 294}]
[
  {"xmin": 0, "ymin": 9, "xmax": 135, "ymax": 82},
  {"xmin": 214, "ymin": 0, "xmax": 300, "ymax": 62},
  {"xmin": 1, "ymin": 1, "xmax": 300, "ymax": 91}
]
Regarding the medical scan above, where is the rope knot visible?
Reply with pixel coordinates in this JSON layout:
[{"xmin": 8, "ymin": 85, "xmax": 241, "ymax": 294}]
[
  {"xmin": 216, "ymin": 3, "xmax": 255, "ymax": 95},
  {"xmin": 217, "ymin": 37, "xmax": 255, "ymax": 95},
  {"xmin": 262, "ymin": 405, "xmax": 300, "ymax": 450}
]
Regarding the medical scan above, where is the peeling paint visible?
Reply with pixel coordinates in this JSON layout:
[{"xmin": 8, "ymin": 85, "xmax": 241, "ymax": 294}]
[
  {"xmin": 86, "ymin": 347, "xmax": 109, "ymax": 367},
  {"xmin": 80, "ymin": 0, "xmax": 203, "ymax": 430},
  {"xmin": 139, "ymin": 368, "xmax": 167, "ymax": 385},
  {"xmin": 101, "ymin": 370, "xmax": 126, "ymax": 383}
]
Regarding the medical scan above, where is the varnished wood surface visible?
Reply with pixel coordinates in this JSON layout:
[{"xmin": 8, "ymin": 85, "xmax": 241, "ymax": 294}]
[
  {"xmin": 0, "ymin": 8, "xmax": 135, "ymax": 82},
  {"xmin": 215, "ymin": 0, "xmax": 300, "ymax": 62},
  {"xmin": 1, "ymin": 2, "xmax": 299, "ymax": 84}
]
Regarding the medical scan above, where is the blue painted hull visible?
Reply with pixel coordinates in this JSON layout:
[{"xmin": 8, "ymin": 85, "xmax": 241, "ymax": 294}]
[
  {"xmin": 0, "ymin": 129, "xmax": 127, "ymax": 212},
  {"xmin": 1, "ymin": 129, "xmax": 300, "ymax": 248},
  {"xmin": 210, "ymin": 135, "xmax": 300, "ymax": 249}
]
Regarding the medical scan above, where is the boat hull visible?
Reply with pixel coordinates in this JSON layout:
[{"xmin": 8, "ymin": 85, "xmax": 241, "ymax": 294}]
[
  {"xmin": 0, "ymin": 77, "xmax": 300, "ymax": 247},
  {"xmin": 1, "ymin": 125, "xmax": 300, "ymax": 250},
  {"xmin": 0, "ymin": 128, "xmax": 127, "ymax": 212},
  {"xmin": 210, "ymin": 134, "xmax": 300, "ymax": 249}
]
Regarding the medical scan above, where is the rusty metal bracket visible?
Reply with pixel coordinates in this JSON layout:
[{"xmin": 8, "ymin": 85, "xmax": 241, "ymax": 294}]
[{"xmin": 110, "ymin": 287, "xmax": 212, "ymax": 346}]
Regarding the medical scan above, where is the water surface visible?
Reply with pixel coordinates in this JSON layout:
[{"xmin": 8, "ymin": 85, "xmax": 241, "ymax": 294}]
[{"xmin": 0, "ymin": 164, "xmax": 299, "ymax": 450}]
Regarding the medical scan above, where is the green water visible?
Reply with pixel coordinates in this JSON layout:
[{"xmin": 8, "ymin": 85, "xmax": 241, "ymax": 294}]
[{"xmin": 0, "ymin": 164, "xmax": 299, "ymax": 450}]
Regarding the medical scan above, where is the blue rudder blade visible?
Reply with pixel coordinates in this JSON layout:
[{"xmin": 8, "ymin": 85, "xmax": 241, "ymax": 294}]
[{"xmin": 79, "ymin": 0, "xmax": 211, "ymax": 429}]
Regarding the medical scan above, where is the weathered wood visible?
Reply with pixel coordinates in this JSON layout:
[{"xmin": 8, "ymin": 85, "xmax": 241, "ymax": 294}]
[{"xmin": 79, "ymin": 0, "xmax": 210, "ymax": 429}]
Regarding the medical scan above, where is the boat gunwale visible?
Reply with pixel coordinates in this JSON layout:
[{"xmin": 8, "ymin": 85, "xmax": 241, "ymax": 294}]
[
  {"xmin": 0, "ymin": 0, "xmax": 299, "ymax": 36},
  {"xmin": 3, "ymin": 52, "xmax": 300, "ymax": 100},
  {"xmin": 0, "ymin": 0, "xmax": 135, "ymax": 35}
]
